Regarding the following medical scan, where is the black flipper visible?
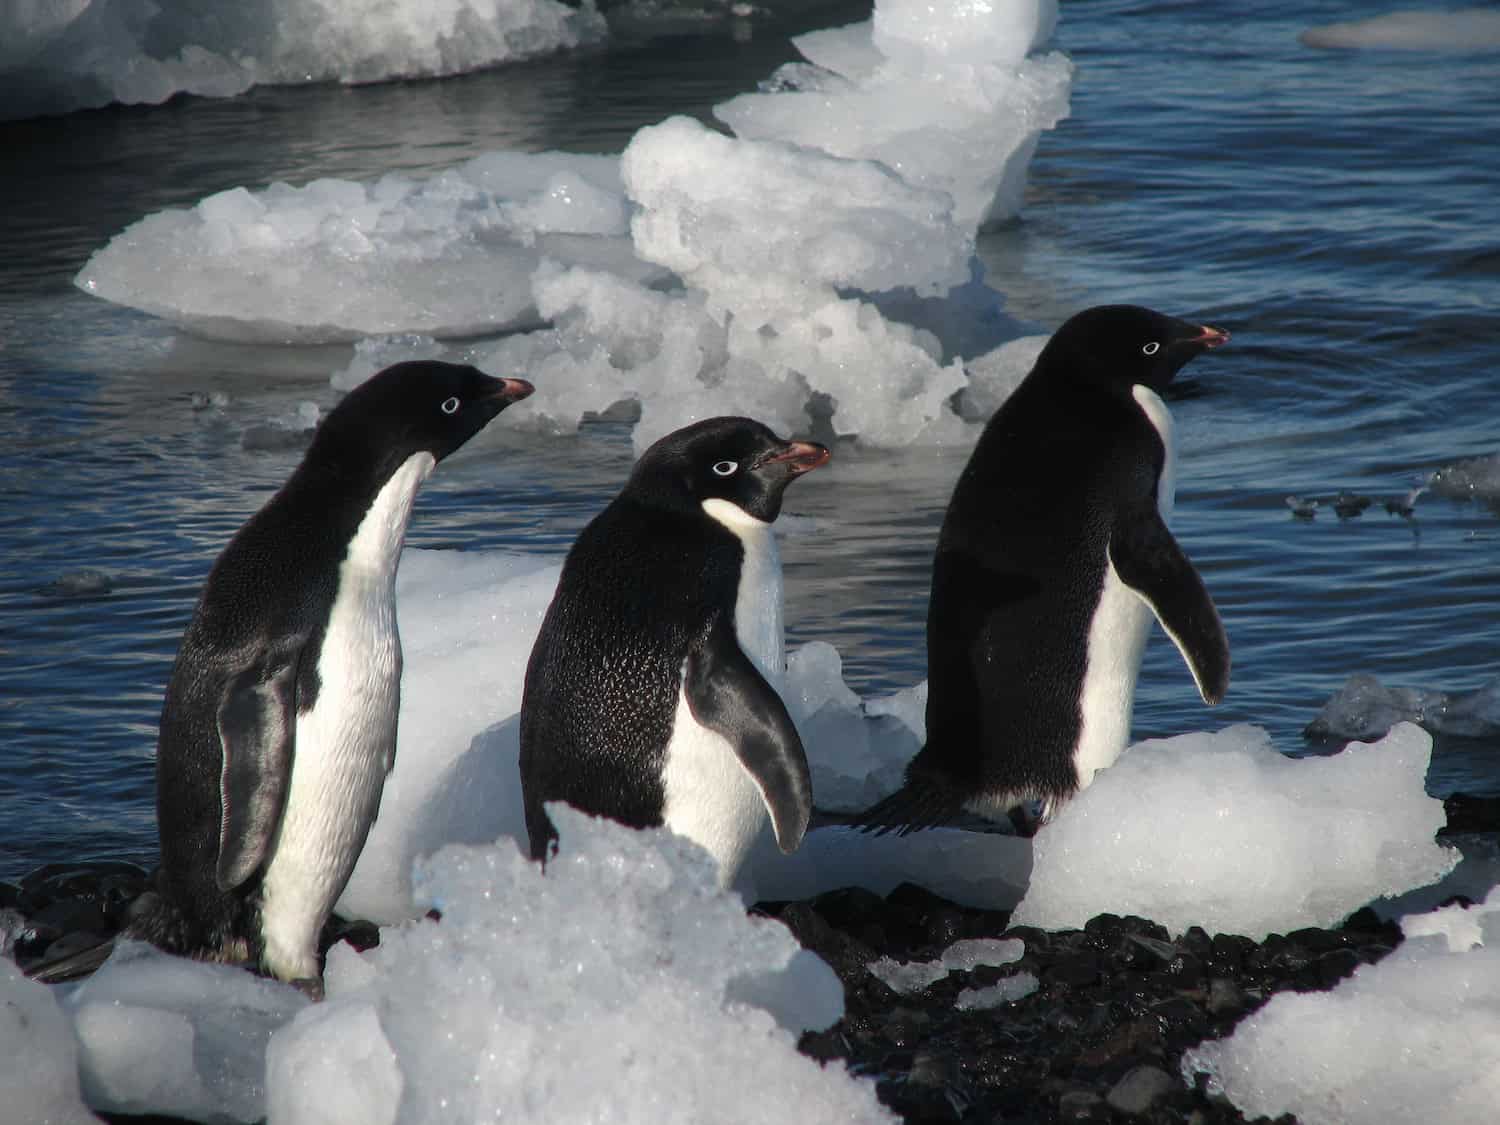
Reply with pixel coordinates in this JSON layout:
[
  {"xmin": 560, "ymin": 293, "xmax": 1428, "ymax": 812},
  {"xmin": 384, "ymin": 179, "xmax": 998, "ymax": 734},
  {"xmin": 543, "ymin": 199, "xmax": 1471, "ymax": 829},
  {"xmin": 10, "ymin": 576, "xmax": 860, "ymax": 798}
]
[
  {"xmin": 24, "ymin": 936, "xmax": 117, "ymax": 984},
  {"xmin": 1109, "ymin": 505, "xmax": 1230, "ymax": 705},
  {"xmin": 683, "ymin": 621, "xmax": 812, "ymax": 854},
  {"xmin": 850, "ymin": 768, "xmax": 965, "ymax": 837},
  {"xmin": 215, "ymin": 653, "xmax": 301, "ymax": 891}
]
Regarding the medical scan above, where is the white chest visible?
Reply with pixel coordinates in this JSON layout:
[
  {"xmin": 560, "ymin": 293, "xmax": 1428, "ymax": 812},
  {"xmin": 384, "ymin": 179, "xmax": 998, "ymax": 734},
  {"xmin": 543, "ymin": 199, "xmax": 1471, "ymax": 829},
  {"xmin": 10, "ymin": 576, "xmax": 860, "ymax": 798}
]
[
  {"xmin": 257, "ymin": 452, "xmax": 433, "ymax": 980},
  {"xmin": 699, "ymin": 497, "xmax": 785, "ymax": 687},
  {"xmin": 1071, "ymin": 388, "xmax": 1177, "ymax": 792}
]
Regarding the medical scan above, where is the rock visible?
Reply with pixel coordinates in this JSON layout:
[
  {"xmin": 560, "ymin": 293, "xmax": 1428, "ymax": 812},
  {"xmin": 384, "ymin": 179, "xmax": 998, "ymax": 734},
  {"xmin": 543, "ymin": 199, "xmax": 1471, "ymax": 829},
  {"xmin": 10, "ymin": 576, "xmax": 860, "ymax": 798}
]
[{"xmin": 1106, "ymin": 1064, "xmax": 1176, "ymax": 1115}]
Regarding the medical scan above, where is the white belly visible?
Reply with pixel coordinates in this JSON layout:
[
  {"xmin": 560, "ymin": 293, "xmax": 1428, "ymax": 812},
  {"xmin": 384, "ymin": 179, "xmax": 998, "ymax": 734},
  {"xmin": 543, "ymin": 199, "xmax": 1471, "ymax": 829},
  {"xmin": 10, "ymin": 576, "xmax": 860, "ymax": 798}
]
[
  {"xmin": 660, "ymin": 683, "xmax": 767, "ymax": 887},
  {"xmin": 1072, "ymin": 386, "xmax": 1178, "ymax": 793},
  {"xmin": 257, "ymin": 452, "xmax": 433, "ymax": 981}
]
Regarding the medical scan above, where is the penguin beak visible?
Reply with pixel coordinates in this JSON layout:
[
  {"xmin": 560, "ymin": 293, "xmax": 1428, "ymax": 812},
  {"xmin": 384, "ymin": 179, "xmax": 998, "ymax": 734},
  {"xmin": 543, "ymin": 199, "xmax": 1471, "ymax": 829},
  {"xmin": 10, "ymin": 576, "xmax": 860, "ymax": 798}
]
[
  {"xmin": 489, "ymin": 377, "xmax": 535, "ymax": 404},
  {"xmin": 754, "ymin": 440, "xmax": 831, "ymax": 476},
  {"xmin": 1193, "ymin": 325, "xmax": 1230, "ymax": 350}
]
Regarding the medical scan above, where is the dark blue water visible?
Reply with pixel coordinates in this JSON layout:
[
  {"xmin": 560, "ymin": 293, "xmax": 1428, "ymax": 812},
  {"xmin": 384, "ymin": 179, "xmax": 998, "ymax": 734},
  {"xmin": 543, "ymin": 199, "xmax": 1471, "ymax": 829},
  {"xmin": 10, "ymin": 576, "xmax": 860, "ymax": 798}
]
[{"xmin": 3, "ymin": 0, "xmax": 1498, "ymax": 882}]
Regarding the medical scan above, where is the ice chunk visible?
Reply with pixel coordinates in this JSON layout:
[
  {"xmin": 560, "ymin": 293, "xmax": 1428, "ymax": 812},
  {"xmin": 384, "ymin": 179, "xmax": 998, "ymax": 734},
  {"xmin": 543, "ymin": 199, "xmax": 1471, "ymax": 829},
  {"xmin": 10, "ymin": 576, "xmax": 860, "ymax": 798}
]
[
  {"xmin": 265, "ymin": 999, "xmax": 403, "ymax": 1125},
  {"xmin": 1010, "ymin": 723, "xmax": 1459, "ymax": 939},
  {"xmin": 717, "ymin": 2, "xmax": 1071, "ymax": 229},
  {"xmin": 278, "ymin": 808, "xmax": 894, "ymax": 1124},
  {"xmin": 61, "ymin": 940, "xmax": 311, "ymax": 1123},
  {"xmin": 1183, "ymin": 885, "xmax": 1500, "ymax": 1125},
  {"xmin": 869, "ymin": 936, "xmax": 1024, "ymax": 994},
  {"xmin": 76, "ymin": 152, "xmax": 648, "ymax": 343},
  {"xmin": 331, "ymin": 335, "xmax": 447, "ymax": 392},
  {"xmin": 955, "ymin": 973, "xmax": 1039, "ymax": 1010},
  {"xmin": 1305, "ymin": 671, "xmax": 1500, "ymax": 741},
  {"xmin": 338, "ymin": 549, "xmax": 561, "ymax": 924},
  {"xmin": 0, "ymin": 959, "xmax": 97, "ymax": 1125},
  {"xmin": 1301, "ymin": 9, "xmax": 1500, "ymax": 52},
  {"xmin": 624, "ymin": 115, "xmax": 971, "ymax": 305},
  {"xmin": 1430, "ymin": 452, "xmax": 1500, "ymax": 502},
  {"xmin": 0, "ymin": 0, "xmax": 606, "ymax": 121}
]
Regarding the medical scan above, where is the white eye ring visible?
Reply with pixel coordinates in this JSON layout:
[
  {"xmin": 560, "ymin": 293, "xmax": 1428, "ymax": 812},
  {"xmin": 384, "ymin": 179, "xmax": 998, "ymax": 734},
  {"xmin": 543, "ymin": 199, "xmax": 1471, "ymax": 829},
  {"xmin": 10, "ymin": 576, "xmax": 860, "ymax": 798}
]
[
  {"xmin": 712, "ymin": 460, "xmax": 738, "ymax": 477},
  {"xmin": 1142, "ymin": 341, "xmax": 1161, "ymax": 355},
  {"xmin": 440, "ymin": 396, "xmax": 461, "ymax": 415}
]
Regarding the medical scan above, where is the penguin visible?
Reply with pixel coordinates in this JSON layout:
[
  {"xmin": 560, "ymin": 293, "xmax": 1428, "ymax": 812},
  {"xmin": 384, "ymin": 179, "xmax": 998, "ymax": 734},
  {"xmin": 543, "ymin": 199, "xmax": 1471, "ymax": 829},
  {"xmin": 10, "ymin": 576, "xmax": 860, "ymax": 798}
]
[
  {"xmin": 519, "ymin": 416, "xmax": 829, "ymax": 886},
  {"xmin": 858, "ymin": 304, "xmax": 1231, "ymax": 834},
  {"xmin": 127, "ymin": 360, "xmax": 533, "ymax": 991}
]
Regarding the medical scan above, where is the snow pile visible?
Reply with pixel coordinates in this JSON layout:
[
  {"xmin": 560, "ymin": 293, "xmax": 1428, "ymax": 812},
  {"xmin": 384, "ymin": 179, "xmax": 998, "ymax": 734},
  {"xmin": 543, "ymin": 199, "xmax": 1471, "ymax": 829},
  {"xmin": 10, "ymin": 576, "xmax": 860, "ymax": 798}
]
[
  {"xmin": 869, "ymin": 936, "xmax": 1024, "ymax": 993},
  {"xmin": 273, "ymin": 806, "xmax": 889, "ymax": 1125},
  {"xmin": 75, "ymin": 0, "xmax": 1071, "ymax": 450},
  {"xmin": 0, "ymin": 0, "xmax": 605, "ymax": 121},
  {"xmin": 78, "ymin": 153, "xmax": 647, "ymax": 344},
  {"xmin": 1304, "ymin": 671, "xmax": 1500, "ymax": 742},
  {"xmin": 0, "ymin": 959, "xmax": 97, "ymax": 1125},
  {"xmin": 1301, "ymin": 8, "xmax": 1500, "ymax": 52},
  {"xmin": 1010, "ymin": 723, "xmax": 1459, "ymax": 939},
  {"xmin": 1183, "ymin": 885, "xmax": 1500, "ymax": 1125},
  {"xmin": 60, "ymin": 942, "xmax": 312, "ymax": 1123}
]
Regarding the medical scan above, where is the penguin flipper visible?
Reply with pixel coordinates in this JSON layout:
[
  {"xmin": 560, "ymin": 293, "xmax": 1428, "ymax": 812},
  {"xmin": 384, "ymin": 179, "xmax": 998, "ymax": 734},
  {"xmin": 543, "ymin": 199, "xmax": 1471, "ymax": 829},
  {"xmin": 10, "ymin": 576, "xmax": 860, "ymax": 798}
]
[
  {"xmin": 215, "ymin": 654, "xmax": 300, "ymax": 890},
  {"xmin": 684, "ymin": 623, "xmax": 812, "ymax": 854},
  {"xmin": 1109, "ymin": 508, "xmax": 1230, "ymax": 705}
]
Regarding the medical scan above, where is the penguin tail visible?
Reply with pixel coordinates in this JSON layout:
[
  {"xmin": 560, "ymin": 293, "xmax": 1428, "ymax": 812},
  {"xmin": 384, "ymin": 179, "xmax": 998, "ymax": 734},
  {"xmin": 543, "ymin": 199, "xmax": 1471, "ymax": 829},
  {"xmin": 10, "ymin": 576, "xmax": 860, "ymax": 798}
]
[
  {"xmin": 24, "ymin": 936, "xmax": 118, "ymax": 984},
  {"xmin": 850, "ymin": 776, "xmax": 965, "ymax": 837}
]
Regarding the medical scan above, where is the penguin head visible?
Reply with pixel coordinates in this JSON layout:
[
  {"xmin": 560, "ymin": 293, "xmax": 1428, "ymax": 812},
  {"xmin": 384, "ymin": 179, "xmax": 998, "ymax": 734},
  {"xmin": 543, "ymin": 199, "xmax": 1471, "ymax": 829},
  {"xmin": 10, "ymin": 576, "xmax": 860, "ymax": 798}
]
[
  {"xmin": 315, "ymin": 360, "xmax": 535, "ymax": 473},
  {"xmin": 627, "ymin": 416, "xmax": 831, "ymax": 523},
  {"xmin": 1041, "ymin": 304, "xmax": 1229, "ymax": 394}
]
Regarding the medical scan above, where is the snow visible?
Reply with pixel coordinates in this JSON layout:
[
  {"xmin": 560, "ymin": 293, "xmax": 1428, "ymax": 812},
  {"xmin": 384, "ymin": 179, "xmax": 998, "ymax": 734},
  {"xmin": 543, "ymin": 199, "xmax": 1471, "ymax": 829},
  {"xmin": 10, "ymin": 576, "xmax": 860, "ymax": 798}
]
[
  {"xmin": 1182, "ymin": 885, "xmax": 1500, "ymax": 1125},
  {"xmin": 0, "ymin": 0, "xmax": 606, "ymax": 121},
  {"xmin": 1301, "ymin": 9, "xmax": 1500, "ymax": 52},
  {"xmin": 73, "ymin": 0, "xmax": 1070, "ymax": 452},
  {"xmin": 1009, "ymin": 723, "xmax": 1459, "ymax": 940}
]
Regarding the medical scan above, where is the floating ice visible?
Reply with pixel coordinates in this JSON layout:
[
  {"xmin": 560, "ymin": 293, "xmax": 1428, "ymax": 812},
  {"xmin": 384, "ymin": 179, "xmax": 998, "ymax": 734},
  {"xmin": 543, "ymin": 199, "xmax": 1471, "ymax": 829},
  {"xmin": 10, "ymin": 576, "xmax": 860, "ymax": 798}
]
[
  {"xmin": 1182, "ymin": 885, "xmax": 1500, "ymax": 1125},
  {"xmin": 717, "ymin": 1, "xmax": 1071, "ymax": 228},
  {"xmin": 277, "ymin": 807, "xmax": 891, "ymax": 1125},
  {"xmin": 869, "ymin": 936, "xmax": 1024, "ymax": 993},
  {"xmin": 1305, "ymin": 671, "xmax": 1500, "ymax": 742},
  {"xmin": 0, "ymin": 959, "xmax": 97, "ymax": 1125},
  {"xmin": 1009, "ymin": 723, "xmax": 1459, "ymax": 939},
  {"xmin": 1301, "ymin": 9, "xmax": 1500, "ymax": 52},
  {"xmin": 1430, "ymin": 452, "xmax": 1500, "ymax": 503},
  {"xmin": 0, "ymin": 0, "xmax": 606, "ymax": 121},
  {"xmin": 77, "ymin": 152, "xmax": 647, "ymax": 343},
  {"xmin": 75, "ymin": 0, "xmax": 1070, "ymax": 451},
  {"xmin": 59, "ymin": 941, "xmax": 311, "ymax": 1123}
]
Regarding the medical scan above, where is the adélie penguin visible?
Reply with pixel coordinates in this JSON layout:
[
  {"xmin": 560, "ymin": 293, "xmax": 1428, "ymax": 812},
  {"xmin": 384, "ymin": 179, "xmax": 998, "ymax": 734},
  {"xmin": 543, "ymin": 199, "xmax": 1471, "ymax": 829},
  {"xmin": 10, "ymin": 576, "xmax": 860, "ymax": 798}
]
[
  {"xmin": 123, "ymin": 361, "xmax": 533, "ymax": 992},
  {"xmin": 858, "ymin": 305, "xmax": 1231, "ymax": 835},
  {"xmin": 519, "ymin": 416, "xmax": 829, "ymax": 886}
]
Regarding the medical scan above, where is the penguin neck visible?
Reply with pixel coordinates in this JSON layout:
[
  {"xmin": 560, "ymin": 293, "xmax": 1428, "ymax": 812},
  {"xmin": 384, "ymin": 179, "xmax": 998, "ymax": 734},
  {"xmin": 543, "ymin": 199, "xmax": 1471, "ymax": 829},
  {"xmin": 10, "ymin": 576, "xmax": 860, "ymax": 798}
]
[
  {"xmin": 699, "ymin": 497, "xmax": 785, "ymax": 687},
  {"xmin": 1131, "ymin": 383, "xmax": 1177, "ymax": 522},
  {"xmin": 342, "ymin": 452, "xmax": 437, "ymax": 578}
]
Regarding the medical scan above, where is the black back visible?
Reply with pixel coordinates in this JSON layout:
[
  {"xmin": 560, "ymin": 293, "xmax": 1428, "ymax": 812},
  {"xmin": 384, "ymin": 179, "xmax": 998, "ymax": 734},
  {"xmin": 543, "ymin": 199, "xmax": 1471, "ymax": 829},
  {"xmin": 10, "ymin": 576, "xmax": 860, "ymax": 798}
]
[
  {"xmin": 519, "ymin": 416, "xmax": 824, "ymax": 859},
  {"xmin": 913, "ymin": 306, "xmax": 1224, "ymax": 809},
  {"xmin": 139, "ymin": 362, "xmax": 530, "ymax": 956}
]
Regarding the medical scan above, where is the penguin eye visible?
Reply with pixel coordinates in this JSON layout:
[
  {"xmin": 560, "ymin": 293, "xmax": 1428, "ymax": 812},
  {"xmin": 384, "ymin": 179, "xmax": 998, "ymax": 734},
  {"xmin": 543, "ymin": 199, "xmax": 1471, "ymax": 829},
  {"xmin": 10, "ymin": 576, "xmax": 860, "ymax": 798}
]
[
  {"xmin": 1142, "ymin": 341, "xmax": 1161, "ymax": 356},
  {"xmin": 711, "ymin": 460, "xmax": 738, "ymax": 477},
  {"xmin": 440, "ymin": 396, "xmax": 461, "ymax": 415}
]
